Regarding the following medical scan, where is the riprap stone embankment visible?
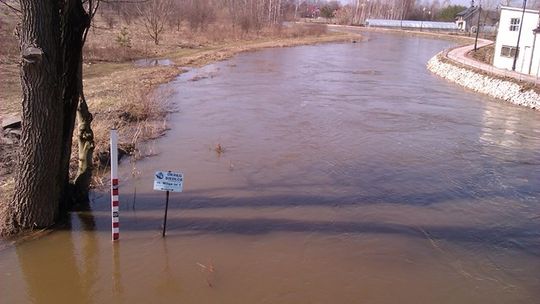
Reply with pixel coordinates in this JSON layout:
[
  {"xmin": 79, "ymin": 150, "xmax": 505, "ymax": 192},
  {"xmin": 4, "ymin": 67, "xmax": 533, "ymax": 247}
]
[{"xmin": 427, "ymin": 52, "xmax": 540, "ymax": 110}]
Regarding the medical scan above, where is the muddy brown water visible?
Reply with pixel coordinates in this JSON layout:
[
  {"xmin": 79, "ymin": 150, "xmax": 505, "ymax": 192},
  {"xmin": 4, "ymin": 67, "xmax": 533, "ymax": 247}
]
[{"xmin": 2, "ymin": 33, "xmax": 540, "ymax": 303}]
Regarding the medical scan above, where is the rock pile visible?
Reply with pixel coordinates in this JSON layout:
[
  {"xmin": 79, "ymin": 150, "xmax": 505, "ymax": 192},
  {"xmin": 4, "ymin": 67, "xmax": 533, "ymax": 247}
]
[
  {"xmin": 1, "ymin": 114, "xmax": 21, "ymax": 178},
  {"xmin": 1, "ymin": 114, "xmax": 22, "ymax": 145},
  {"xmin": 427, "ymin": 52, "xmax": 540, "ymax": 110}
]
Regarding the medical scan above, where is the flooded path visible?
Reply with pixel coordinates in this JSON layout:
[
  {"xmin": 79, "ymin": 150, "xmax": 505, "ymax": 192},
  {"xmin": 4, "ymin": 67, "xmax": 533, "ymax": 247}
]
[{"xmin": 2, "ymin": 33, "xmax": 540, "ymax": 303}]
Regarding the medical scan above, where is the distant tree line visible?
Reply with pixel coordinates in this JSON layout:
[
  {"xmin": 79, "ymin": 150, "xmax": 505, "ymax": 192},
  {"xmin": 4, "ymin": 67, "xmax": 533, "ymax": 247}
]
[
  {"xmin": 99, "ymin": 0, "xmax": 306, "ymax": 44},
  {"xmin": 291, "ymin": 0, "xmax": 511, "ymax": 25},
  {"xmin": 93, "ymin": 0, "xmax": 540, "ymax": 42}
]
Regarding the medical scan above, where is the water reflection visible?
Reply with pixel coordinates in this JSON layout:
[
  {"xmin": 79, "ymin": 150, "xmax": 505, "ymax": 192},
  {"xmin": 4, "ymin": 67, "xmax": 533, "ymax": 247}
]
[
  {"xmin": 156, "ymin": 240, "xmax": 184, "ymax": 296},
  {"xmin": 133, "ymin": 58, "xmax": 173, "ymax": 67},
  {"xmin": 480, "ymin": 104, "xmax": 540, "ymax": 154},
  {"xmin": 11, "ymin": 207, "xmax": 100, "ymax": 304},
  {"xmin": 112, "ymin": 244, "xmax": 123, "ymax": 303},
  {"xmin": 477, "ymin": 103, "xmax": 540, "ymax": 203},
  {"xmin": 15, "ymin": 236, "xmax": 87, "ymax": 303},
  {"xmin": 77, "ymin": 210, "xmax": 99, "ymax": 304}
]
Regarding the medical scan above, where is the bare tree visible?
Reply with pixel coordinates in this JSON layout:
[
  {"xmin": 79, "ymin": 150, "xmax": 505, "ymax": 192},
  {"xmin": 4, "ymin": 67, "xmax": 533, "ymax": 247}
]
[
  {"xmin": 335, "ymin": 4, "xmax": 355, "ymax": 24},
  {"xmin": 222, "ymin": 0, "xmax": 293, "ymax": 33},
  {"xmin": 184, "ymin": 0, "xmax": 216, "ymax": 31},
  {"xmin": 168, "ymin": 0, "xmax": 183, "ymax": 31},
  {"xmin": 138, "ymin": 0, "xmax": 171, "ymax": 45}
]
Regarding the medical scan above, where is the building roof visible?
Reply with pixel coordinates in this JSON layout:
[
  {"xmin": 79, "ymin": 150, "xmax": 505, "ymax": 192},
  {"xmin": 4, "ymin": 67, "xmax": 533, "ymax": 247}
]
[
  {"xmin": 456, "ymin": 6, "xmax": 479, "ymax": 19},
  {"xmin": 367, "ymin": 19, "xmax": 458, "ymax": 30},
  {"xmin": 500, "ymin": 5, "xmax": 539, "ymax": 15}
]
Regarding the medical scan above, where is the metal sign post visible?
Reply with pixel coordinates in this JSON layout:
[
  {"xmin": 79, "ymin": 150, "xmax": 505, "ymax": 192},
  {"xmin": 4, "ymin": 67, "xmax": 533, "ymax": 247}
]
[
  {"xmin": 162, "ymin": 191, "xmax": 170, "ymax": 237},
  {"xmin": 110, "ymin": 129, "xmax": 120, "ymax": 241},
  {"xmin": 154, "ymin": 171, "xmax": 183, "ymax": 237}
]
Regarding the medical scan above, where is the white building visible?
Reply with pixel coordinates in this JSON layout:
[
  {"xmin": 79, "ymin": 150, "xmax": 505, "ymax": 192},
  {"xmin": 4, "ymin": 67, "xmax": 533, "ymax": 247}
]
[{"xmin": 493, "ymin": 6, "xmax": 540, "ymax": 76}]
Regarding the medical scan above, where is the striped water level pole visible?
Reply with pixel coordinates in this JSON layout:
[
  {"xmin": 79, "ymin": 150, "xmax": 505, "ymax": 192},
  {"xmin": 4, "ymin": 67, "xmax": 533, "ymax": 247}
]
[{"xmin": 110, "ymin": 129, "xmax": 120, "ymax": 241}]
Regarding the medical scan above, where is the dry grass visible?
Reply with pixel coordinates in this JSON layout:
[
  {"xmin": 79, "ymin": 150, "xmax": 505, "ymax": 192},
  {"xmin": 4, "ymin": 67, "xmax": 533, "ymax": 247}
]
[
  {"xmin": 0, "ymin": 176, "xmax": 14, "ymax": 234},
  {"xmin": 0, "ymin": 7, "xmax": 22, "ymax": 115},
  {"xmin": 0, "ymin": 9, "xmax": 18, "ymax": 62},
  {"xmin": 0, "ymin": 63, "xmax": 21, "ymax": 114},
  {"xmin": 468, "ymin": 44, "xmax": 494, "ymax": 65}
]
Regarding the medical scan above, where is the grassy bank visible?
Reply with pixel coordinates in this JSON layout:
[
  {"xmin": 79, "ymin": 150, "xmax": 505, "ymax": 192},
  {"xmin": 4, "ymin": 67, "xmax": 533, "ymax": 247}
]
[{"xmin": 0, "ymin": 14, "xmax": 359, "ymax": 232}]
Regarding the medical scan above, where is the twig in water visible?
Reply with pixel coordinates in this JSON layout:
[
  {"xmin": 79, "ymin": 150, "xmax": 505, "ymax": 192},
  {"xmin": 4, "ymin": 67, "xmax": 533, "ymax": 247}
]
[
  {"xmin": 416, "ymin": 226, "xmax": 446, "ymax": 254},
  {"xmin": 214, "ymin": 143, "xmax": 225, "ymax": 155},
  {"xmin": 196, "ymin": 262, "xmax": 215, "ymax": 273},
  {"xmin": 196, "ymin": 260, "xmax": 215, "ymax": 288}
]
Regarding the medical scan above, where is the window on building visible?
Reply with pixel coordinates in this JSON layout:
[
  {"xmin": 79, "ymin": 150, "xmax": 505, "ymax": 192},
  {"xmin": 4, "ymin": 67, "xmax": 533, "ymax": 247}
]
[
  {"xmin": 509, "ymin": 18, "xmax": 520, "ymax": 31},
  {"xmin": 500, "ymin": 45, "xmax": 519, "ymax": 57}
]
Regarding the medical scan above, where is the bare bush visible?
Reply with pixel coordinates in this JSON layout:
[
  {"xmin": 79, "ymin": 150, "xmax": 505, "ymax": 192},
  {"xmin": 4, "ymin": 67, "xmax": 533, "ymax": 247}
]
[
  {"xmin": 335, "ymin": 5, "xmax": 354, "ymax": 25},
  {"xmin": 184, "ymin": 0, "xmax": 216, "ymax": 32},
  {"xmin": 120, "ymin": 3, "xmax": 139, "ymax": 25},
  {"xmin": 84, "ymin": 44, "xmax": 146, "ymax": 62},
  {"xmin": 286, "ymin": 23, "xmax": 327, "ymax": 38},
  {"xmin": 138, "ymin": 0, "xmax": 172, "ymax": 45},
  {"xmin": 168, "ymin": 0, "xmax": 183, "ymax": 31},
  {"xmin": 102, "ymin": 10, "xmax": 117, "ymax": 29}
]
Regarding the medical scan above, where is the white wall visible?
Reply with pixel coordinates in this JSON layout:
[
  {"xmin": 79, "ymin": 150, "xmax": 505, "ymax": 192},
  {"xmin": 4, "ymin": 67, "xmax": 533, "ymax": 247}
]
[{"xmin": 493, "ymin": 6, "xmax": 540, "ymax": 76}]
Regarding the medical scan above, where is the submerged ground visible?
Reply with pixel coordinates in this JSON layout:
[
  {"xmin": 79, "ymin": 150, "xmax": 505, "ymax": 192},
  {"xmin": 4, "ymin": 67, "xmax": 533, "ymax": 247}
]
[{"xmin": 1, "ymin": 32, "xmax": 539, "ymax": 303}]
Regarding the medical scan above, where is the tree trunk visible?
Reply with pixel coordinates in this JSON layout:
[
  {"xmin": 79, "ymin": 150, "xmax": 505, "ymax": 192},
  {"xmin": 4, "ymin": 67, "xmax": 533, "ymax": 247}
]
[
  {"xmin": 74, "ymin": 93, "xmax": 95, "ymax": 205},
  {"xmin": 58, "ymin": 0, "xmax": 91, "ymax": 211},
  {"xmin": 10, "ymin": 0, "xmax": 64, "ymax": 230},
  {"xmin": 7, "ymin": 0, "xmax": 94, "ymax": 233}
]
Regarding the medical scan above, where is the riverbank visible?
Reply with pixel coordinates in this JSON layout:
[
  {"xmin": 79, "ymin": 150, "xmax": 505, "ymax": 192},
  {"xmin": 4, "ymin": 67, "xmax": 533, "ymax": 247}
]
[
  {"xmin": 327, "ymin": 24, "xmax": 538, "ymax": 107},
  {"xmin": 326, "ymin": 23, "xmax": 479, "ymax": 44},
  {"xmin": 427, "ymin": 50, "xmax": 540, "ymax": 110},
  {"xmin": 347, "ymin": 25, "xmax": 540, "ymax": 109},
  {"xmin": 0, "ymin": 29, "xmax": 359, "ymax": 236}
]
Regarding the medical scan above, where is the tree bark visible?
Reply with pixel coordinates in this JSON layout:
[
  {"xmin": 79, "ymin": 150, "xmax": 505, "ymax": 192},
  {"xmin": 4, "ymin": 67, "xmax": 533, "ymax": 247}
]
[
  {"xmin": 8, "ymin": 0, "xmax": 95, "ymax": 233},
  {"xmin": 10, "ymin": 0, "xmax": 64, "ymax": 229},
  {"xmin": 74, "ymin": 94, "xmax": 95, "ymax": 205},
  {"xmin": 58, "ymin": 0, "xmax": 91, "ymax": 211}
]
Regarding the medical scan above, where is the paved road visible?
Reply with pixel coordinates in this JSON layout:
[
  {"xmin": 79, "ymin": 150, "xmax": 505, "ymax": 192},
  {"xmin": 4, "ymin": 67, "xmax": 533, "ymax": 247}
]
[{"xmin": 446, "ymin": 40, "xmax": 540, "ymax": 85}]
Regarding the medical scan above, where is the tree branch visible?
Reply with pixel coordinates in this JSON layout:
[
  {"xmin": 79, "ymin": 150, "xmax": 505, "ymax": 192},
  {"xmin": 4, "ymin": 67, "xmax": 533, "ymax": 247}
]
[{"xmin": 0, "ymin": 0, "xmax": 21, "ymax": 14}]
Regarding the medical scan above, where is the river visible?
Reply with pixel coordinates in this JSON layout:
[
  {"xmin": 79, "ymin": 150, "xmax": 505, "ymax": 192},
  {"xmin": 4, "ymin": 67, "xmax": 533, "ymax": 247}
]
[{"xmin": 1, "ymin": 32, "xmax": 540, "ymax": 303}]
